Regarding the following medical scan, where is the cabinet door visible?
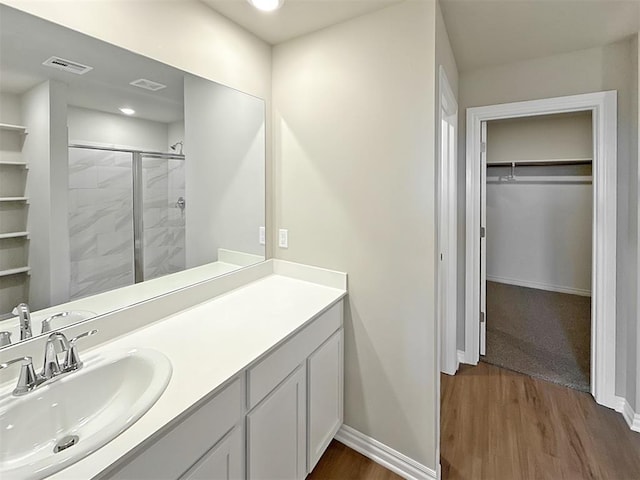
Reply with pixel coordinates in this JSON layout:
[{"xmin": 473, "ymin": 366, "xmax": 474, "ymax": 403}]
[
  {"xmin": 181, "ymin": 426, "xmax": 243, "ymax": 480},
  {"xmin": 247, "ymin": 366, "xmax": 306, "ymax": 480},
  {"xmin": 307, "ymin": 329, "xmax": 343, "ymax": 472}
]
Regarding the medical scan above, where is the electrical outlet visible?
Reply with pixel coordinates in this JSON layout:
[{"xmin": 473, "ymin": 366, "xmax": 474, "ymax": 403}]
[
  {"xmin": 259, "ymin": 226, "xmax": 266, "ymax": 245},
  {"xmin": 278, "ymin": 229, "xmax": 288, "ymax": 248}
]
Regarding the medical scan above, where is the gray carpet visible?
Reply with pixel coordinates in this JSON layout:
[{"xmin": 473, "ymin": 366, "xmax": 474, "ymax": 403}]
[{"xmin": 483, "ymin": 281, "xmax": 591, "ymax": 392}]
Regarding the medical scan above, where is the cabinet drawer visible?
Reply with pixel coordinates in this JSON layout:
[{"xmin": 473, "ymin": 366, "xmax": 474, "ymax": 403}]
[
  {"xmin": 108, "ymin": 378, "xmax": 243, "ymax": 480},
  {"xmin": 247, "ymin": 301, "xmax": 342, "ymax": 410}
]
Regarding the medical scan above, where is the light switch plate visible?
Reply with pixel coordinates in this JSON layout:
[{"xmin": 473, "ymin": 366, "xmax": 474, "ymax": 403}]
[
  {"xmin": 278, "ymin": 229, "xmax": 288, "ymax": 248},
  {"xmin": 259, "ymin": 226, "xmax": 266, "ymax": 245}
]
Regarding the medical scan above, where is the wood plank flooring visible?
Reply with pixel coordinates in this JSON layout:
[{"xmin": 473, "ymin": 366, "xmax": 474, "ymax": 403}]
[
  {"xmin": 441, "ymin": 362, "xmax": 640, "ymax": 479},
  {"xmin": 310, "ymin": 362, "xmax": 640, "ymax": 479},
  {"xmin": 307, "ymin": 440, "xmax": 402, "ymax": 480}
]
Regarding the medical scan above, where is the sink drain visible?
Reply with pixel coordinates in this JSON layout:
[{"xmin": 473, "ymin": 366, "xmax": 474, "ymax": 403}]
[{"xmin": 54, "ymin": 435, "xmax": 79, "ymax": 453}]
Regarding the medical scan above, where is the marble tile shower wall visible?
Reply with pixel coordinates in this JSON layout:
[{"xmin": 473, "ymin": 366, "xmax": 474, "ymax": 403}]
[
  {"xmin": 68, "ymin": 149, "xmax": 135, "ymax": 300},
  {"xmin": 141, "ymin": 158, "xmax": 186, "ymax": 281}
]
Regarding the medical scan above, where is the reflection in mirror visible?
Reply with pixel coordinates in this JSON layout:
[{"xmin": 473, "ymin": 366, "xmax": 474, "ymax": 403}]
[{"xmin": 0, "ymin": 5, "xmax": 266, "ymax": 348}]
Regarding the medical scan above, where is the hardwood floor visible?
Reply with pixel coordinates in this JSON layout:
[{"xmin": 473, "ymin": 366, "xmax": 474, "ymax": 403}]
[
  {"xmin": 310, "ymin": 362, "xmax": 640, "ymax": 479},
  {"xmin": 441, "ymin": 362, "xmax": 640, "ymax": 479},
  {"xmin": 307, "ymin": 440, "xmax": 402, "ymax": 480}
]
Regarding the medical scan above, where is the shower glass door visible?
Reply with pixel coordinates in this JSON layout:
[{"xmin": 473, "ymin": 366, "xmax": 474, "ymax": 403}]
[
  {"xmin": 68, "ymin": 147, "xmax": 135, "ymax": 300},
  {"xmin": 68, "ymin": 147, "xmax": 186, "ymax": 300},
  {"xmin": 139, "ymin": 154, "xmax": 186, "ymax": 282}
]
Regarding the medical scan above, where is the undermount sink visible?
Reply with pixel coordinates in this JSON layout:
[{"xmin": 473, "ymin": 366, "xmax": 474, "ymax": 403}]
[{"xmin": 0, "ymin": 348, "xmax": 172, "ymax": 479}]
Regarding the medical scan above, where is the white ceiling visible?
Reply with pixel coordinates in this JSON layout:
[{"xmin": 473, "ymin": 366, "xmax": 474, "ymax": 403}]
[
  {"xmin": 201, "ymin": 0, "xmax": 403, "ymax": 44},
  {"xmin": 441, "ymin": 0, "xmax": 640, "ymax": 72},
  {"xmin": 202, "ymin": 0, "xmax": 639, "ymax": 72},
  {"xmin": 0, "ymin": 5, "xmax": 185, "ymax": 123}
]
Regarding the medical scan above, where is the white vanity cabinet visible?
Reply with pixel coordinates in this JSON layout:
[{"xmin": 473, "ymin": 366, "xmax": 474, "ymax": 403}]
[
  {"xmin": 181, "ymin": 426, "xmax": 244, "ymax": 480},
  {"xmin": 103, "ymin": 300, "xmax": 344, "ymax": 480},
  {"xmin": 246, "ymin": 366, "xmax": 307, "ymax": 479},
  {"xmin": 245, "ymin": 301, "xmax": 343, "ymax": 479},
  {"xmin": 106, "ymin": 378, "xmax": 244, "ymax": 480},
  {"xmin": 307, "ymin": 329, "xmax": 344, "ymax": 471}
]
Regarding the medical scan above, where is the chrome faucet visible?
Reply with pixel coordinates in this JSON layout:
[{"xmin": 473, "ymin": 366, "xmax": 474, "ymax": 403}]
[
  {"xmin": 42, "ymin": 332, "xmax": 69, "ymax": 379},
  {"xmin": 0, "ymin": 329, "xmax": 98, "ymax": 396},
  {"xmin": 13, "ymin": 303, "xmax": 32, "ymax": 340}
]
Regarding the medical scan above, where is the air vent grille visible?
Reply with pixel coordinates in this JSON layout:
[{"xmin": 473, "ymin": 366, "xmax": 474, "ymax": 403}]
[
  {"xmin": 130, "ymin": 78, "xmax": 167, "ymax": 91},
  {"xmin": 42, "ymin": 56, "xmax": 93, "ymax": 75}
]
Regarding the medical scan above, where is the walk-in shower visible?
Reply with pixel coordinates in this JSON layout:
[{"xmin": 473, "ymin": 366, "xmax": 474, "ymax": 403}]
[{"xmin": 68, "ymin": 145, "xmax": 186, "ymax": 300}]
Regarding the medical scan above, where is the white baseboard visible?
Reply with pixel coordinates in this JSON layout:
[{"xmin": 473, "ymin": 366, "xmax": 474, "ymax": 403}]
[
  {"xmin": 457, "ymin": 350, "xmax": 465, "ymax": 368},
  {"xmin": 487, "ymin": 275, "xmax": 591, "ymax": 297},
  {"xmin": 335, "ymin": 425, "xmax": 437, "ymax": 480},
  {"xmin": 614, "ymin": 396, "xmax": 640, "ymax": 433}
]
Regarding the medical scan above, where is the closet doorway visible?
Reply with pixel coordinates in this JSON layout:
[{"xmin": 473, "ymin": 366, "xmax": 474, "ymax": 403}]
[
  {"xmin": 464, "ymin": 92, "xmax": 618, "ymax": 408},
  {"xmin": 483, "ymin": 112, "xmax": 593, "ymax": 392}
]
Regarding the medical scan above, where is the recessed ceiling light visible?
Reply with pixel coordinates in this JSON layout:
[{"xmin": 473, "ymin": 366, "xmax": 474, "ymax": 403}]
[
  {"xmin": 119, "ymin": 107, "xmax": 135, "ymax": 116},
  {"xmin": 247, "ymin": 0, "xmax": 284, "ymax": 12}
]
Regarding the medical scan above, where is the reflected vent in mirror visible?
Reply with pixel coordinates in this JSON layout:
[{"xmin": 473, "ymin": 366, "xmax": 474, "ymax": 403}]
[
  {"xmin": 130, "ymin": 78, "xmax": 167, "ymax": 91},
  {"xmin": 42, "ymin": 56, "xmax": 93, "ymax": 75}
]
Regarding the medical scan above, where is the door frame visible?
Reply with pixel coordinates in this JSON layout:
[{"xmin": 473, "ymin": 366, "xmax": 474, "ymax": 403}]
[
  {"xmin": 463, "ymin": 91, "xmax": 618, "ymax": 409},
  {"xmin": 438, "ymin": 66, "xmax": 459, "ymax": 376}
]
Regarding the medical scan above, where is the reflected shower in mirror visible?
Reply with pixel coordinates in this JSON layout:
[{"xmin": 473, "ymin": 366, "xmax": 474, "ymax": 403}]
[{"xmin": 0, "ymin": 4, "xmax": 266, "ymax": 347}]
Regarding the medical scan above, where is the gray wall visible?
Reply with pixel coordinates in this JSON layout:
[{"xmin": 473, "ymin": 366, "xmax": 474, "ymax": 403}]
[
  {"xmin": 184, "ymin": 75, "xmax": 265, "ymax": 267},
  {"xmin": 274, "ymin": 1, "xmax": 439, "ymax": 470},
  {"xmin": 457, "ymin": 37, "xmax": 639, "ymax": 406}
]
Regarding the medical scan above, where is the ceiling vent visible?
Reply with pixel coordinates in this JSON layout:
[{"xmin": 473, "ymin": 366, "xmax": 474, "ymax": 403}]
[
  {"xmin": 129, "ymin": 78, "xmax": 167, "ymax": 92},
  {"xmin": 42, "ymin": 56, "xmax": 93, "ymax": 75}
]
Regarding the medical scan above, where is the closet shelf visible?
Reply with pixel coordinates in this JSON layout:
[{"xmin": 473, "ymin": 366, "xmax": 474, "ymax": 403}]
[
  {"xmin": 487, "ymin": 158, "xmax": 592, "ymax": 167},
  {"xmin": 0, "ymin": 123, "xmax": 27, "ymax": 134},
  {"xmin": 487, "ymin": 175, "xmax": 593, "ymax": 184},
  {"xmin": 0, "ymin": 232, "xmax": 29, "ymax": 239},
  {"xmin": 0, "ymin": 197, "xmax": 28, "ymax": 202},
  {"xmin": 0, "ymin": 267, "xmax": 30, "ymax": 278}
]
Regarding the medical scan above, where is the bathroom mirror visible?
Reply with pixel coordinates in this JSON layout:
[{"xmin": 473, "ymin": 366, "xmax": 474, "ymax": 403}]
[{"xmin": 0, "ymin": 5, "xmax": 266, "ymax": 348}]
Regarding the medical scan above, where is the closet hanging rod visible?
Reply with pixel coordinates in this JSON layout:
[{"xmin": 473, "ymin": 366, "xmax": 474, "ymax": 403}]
[{"xmin": 486, "ymin": 158, "xmax": 592, "ymax": 167}]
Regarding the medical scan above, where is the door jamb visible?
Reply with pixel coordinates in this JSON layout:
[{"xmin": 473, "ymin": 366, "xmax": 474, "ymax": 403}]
[
  {"xmin": 463, "ymin": 91, "xmax": 618, "ymax": 409},
  {"xmin": 438, "ymin": 66, "xmax": 459, "ymax": 376}
]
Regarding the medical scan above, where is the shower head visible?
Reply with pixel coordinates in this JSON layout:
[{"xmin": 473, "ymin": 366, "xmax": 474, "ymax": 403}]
[{"xmin": 170, "ymin": 141, "xmax": 183, "ymax": 155}]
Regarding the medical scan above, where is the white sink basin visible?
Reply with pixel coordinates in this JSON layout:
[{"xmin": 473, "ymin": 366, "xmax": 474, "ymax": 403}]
[{"xmin": 0, "ymin": 348, "xmax": 172, "ymax": 479}]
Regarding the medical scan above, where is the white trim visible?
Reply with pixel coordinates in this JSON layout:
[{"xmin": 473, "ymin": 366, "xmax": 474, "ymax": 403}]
[
  {"xmin": 486, "ymin": 275, "xmax": 591, "ymax": 297},
  {"xmin": 438, "ymin": 66, "xmax": 458, "ymax": 377},
  {"xmin": 335, "ymin": 425, "xmax": 437, "ymax": 480},
  {"xmin": 465, "ymin": 91, "xmax": 618, "ymax": 410},
  {"xmin": 614, "ymin": 396, "xmax": 640, "ymax": 433},
  {"xmin": 457, "ymin": 350, "xmax": 465, "ymax": 368}
]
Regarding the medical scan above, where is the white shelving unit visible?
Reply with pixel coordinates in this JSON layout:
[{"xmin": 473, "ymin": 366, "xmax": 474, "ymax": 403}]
[
  {"xmin": 0, "ymin": 123, "xmax": 27, "ymax": 134},
  {"xmin": 0, "ymin": 267, "xmax": 30, "ymax": 278},
  {"xmin": 0, "ymin": 197, "xmax": 28, "ymax": 202},
  {"xmin": 0, "ymin": 232, "xmax": 29, "ymax": 240},
  {"xmin": 0, "ymin": 122, "xmax": 29, "ymax": 312},
  {"xmin": 0, "ymin": 161, "xmax": 28, "ymax": 167}
]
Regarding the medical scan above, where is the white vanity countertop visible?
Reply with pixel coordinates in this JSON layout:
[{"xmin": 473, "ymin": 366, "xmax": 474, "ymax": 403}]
[
  {"xmin": 47, "ymin": 272, "xmax": 346, "ymax": 479},
  {"xmin": 0, "ymin": 261, "xmax": 244, "ymax": 332}
]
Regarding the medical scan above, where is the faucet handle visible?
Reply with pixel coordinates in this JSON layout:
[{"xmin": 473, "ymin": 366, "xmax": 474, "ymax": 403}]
[
  {"xmin": 64, "ymin": 329, "xmax": 98, "ymax": 371},
  {"xmin": 42, "ymin": 332, "xmax": 69, "ymax": 379},
  {"xmin": 0, "ymin": 331, "xmax": 12, "ymax": 347},
  {"xmin": 0, "ymin": 356, "xmax": 38, "ymax": 395}
]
